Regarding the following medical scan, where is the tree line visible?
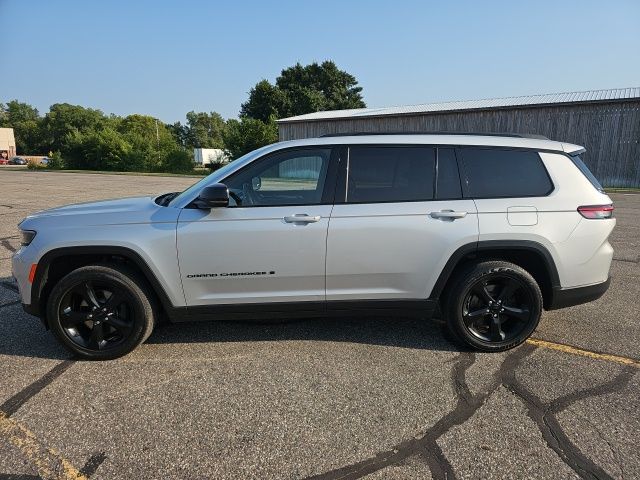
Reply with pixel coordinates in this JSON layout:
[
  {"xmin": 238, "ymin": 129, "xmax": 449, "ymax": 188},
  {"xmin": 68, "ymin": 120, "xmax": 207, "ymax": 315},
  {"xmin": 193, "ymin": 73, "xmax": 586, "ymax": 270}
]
[{"xmin": 0, "ymin": 61, "xmax": 365, "ymax": 173}]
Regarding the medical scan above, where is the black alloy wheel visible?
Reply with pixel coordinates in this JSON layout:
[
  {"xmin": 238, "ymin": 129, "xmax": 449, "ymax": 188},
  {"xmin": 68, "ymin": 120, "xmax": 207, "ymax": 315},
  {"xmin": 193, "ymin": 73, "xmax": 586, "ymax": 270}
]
[
  {"xmin": 47, "ymin": 264, "xmax": 156, "ymax": 360},
  {"xmin": 462, "ymin": 274, "xmax": 534, "ymax": 343},
  {"xmin": 445, "ymin": 261, "xmax": 543, "ymax": 352},
  {"xmin": 58, "ymin": 281, "xmax": 135, "ymax": 351}
]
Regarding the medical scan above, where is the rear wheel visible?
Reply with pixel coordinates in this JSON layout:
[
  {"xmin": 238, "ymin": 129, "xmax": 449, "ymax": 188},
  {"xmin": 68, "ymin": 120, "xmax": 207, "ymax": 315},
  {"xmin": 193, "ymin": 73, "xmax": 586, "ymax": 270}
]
[
  {"xmin": 46, "ymin": 265, "xmax": 156, "ymax": 360},
  {"xmin": 444, "ymin": 261, "xmax": 542, "ymax": 352}
]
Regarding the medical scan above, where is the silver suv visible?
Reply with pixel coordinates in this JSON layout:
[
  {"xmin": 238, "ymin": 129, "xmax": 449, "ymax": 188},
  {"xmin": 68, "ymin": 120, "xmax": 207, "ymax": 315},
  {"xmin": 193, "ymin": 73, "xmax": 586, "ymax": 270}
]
[{"xmin": 12, "ymin": 133, "xmax": 615, "ymax": 359}]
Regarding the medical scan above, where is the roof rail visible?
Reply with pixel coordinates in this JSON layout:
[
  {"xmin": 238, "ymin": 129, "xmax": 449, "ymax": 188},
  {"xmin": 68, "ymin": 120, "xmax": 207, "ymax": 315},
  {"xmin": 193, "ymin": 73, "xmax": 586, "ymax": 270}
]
[{"xmin": 318, "ymin": 131, "xmax": 550, "ymax": 140}]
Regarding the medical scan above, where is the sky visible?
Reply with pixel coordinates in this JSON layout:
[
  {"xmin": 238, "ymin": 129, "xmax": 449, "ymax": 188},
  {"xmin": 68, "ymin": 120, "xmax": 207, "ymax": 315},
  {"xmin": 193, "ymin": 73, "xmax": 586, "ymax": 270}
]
[{"xmin": 2, "ymin": 0, "xmax": 639, "ymax": 124}]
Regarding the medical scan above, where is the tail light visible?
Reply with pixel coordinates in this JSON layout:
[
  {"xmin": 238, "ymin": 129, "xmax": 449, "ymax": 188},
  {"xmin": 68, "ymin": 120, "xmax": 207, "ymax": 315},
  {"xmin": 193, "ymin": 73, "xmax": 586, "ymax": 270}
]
[{"xmin": 578, "ymin": 204, "xmax": 614, "ymax": 219}]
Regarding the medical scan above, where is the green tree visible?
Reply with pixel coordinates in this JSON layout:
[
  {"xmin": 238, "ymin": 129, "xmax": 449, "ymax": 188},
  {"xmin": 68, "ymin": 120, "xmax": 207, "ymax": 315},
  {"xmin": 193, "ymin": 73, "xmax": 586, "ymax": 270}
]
[
  {"xmin": 118, "ymin": 114, "xmax": 178, "ymax": 171},
  {"xmin": 183, "ymin": 111, "xmax": 227, "ymax": 149},
  {"xmin": 239, "ymin": 80, "xmax": 289, "ymax": 123},
  {"xmin": 41, "ymin": 103, "xmax": 110, "ymax": 154},
  {"xmin": 64, "ymin": 128, "xmax": 132, "ymax": 171},
  {"xmin": 0, "ymin": 100, "xmax": 39, "ymax": 124},
  {"xmin": 240, "ymin": 61, "xmax": 366, "ymax": 122},
  {"xmin": 0, "ymin": 100, "xmax": 43, "ymax": 154},
  {"xmin": 224, "ymin": 116, "xmax": 278, "ymax": 159},
  {"xmin": 168, "ymin": 121, "xmax": 188, "ymax": 148}
]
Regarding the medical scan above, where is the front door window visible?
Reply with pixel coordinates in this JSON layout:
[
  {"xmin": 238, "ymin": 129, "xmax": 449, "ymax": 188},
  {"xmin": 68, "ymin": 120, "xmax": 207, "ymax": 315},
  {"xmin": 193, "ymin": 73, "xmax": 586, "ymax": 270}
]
[{"xmin": 224, "ymin": 148, "xmax": 332, "ymax": 207}]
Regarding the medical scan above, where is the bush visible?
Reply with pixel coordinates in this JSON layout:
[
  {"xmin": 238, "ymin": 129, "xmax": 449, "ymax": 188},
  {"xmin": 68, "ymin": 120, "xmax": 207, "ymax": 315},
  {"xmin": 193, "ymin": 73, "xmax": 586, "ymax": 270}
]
[
  {"xmin": 46, "ymin": 151, "xmax": 64, "ymax": 169},
  {"xmin": 206, "ymin": 161, "xmax": 226, "ymax": 172},
  {"xmin": 163, "ymin": 149, "xmax": 194, "ymax": 173},
  {"xmin": 27, "ymin": 159, "xmax": 46, "ymax": 170}
]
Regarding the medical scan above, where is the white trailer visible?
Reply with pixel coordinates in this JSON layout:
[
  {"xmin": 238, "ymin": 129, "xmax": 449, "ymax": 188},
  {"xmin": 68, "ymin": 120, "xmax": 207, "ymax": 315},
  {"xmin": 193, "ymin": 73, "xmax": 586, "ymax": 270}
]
[{"xmin": 193, "ymin": 148, "xmax": 228, "ymax": 166}]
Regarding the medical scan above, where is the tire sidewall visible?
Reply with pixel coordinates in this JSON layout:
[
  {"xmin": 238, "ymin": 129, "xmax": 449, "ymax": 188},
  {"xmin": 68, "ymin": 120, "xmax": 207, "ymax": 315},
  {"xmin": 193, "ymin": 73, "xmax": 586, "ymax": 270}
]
[
  {"xmin": 47, "ymin": 266, "xmax": 153, "ymax": 360},
  {"xmin": 447, "ymin": 263, "xmax": 543, "ymax": 352}
]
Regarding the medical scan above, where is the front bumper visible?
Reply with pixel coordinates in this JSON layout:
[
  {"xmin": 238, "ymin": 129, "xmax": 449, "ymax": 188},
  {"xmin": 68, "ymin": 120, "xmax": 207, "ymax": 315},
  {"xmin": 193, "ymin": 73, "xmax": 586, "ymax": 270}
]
[
  {"xmin": 11, "ymin": 246, "xmax": 39, "ymax": 316},
  {"xmin": 21, "ymin": 302, "xmax": 40, "ymax": 317},
  {"xmin": 547, "ymin": 277, "xmax": 611, "ymax": 310}
]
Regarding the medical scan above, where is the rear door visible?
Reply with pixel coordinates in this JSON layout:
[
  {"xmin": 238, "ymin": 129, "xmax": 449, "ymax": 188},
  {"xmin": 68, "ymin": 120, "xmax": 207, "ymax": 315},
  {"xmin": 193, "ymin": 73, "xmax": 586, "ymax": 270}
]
[{"xmin": 326, "ymin": 145, "xmax": 478, "ymax": 301}]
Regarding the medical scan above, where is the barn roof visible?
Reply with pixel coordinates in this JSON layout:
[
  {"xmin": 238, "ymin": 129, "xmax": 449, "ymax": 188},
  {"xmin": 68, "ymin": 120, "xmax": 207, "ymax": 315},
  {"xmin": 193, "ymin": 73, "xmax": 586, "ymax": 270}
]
[{"xmin": 277, "ymin": 87, "xmax": 640, "ymax": 123}]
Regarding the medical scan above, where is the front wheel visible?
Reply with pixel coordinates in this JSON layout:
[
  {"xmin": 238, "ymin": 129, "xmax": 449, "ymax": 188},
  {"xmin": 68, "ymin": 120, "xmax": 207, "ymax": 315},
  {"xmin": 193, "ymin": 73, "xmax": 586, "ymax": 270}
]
[
  {"xmin": 46, "ymin": 265, "xmax": 156, "ymax": 360},
  {"xmin": 444, "ymin": 261, "xmax": 543, "ymax": 352}
]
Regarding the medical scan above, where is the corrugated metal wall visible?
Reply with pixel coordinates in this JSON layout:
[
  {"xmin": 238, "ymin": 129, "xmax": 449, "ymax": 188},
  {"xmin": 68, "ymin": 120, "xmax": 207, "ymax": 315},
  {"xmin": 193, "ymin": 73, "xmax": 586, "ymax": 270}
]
[{"xmin": 278, "ymin": 101, "xmax": 640, "ymax": 188}]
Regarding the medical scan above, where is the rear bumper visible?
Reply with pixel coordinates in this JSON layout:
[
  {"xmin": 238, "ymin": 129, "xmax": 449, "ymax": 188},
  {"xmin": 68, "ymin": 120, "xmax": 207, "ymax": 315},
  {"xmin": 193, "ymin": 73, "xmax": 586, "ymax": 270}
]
[{"xmin": 547, "ymin": 277, "xmax": 611, "ymax": 310}]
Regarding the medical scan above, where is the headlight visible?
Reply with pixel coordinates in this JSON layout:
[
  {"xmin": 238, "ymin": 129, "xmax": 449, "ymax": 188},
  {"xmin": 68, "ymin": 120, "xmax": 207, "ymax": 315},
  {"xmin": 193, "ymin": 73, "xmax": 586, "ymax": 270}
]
[{"xmin": 20, "ymin": 230, "xmax": 37, "ymax": 246}]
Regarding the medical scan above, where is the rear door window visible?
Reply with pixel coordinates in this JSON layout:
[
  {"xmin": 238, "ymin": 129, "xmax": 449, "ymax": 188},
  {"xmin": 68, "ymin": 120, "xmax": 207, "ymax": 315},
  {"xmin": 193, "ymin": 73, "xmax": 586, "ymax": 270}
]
[
  {"xmin": 458, "ymin": 148, "xmax": 553, "ymax": 198},
  {"xmin": 347, "ymin": 146, "xmax": 435, "ymax": 203},
  {"xmin": 436, "ymin": 148, "xmax": 462, "ymax": 199}
]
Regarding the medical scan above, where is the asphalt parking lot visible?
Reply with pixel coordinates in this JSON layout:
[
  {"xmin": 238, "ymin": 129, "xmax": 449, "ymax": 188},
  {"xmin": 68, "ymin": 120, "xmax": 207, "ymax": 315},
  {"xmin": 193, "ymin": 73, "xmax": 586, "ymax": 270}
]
[{"xmin": 0, "ymin": 170, "xmax": 638, "ymax": 480}]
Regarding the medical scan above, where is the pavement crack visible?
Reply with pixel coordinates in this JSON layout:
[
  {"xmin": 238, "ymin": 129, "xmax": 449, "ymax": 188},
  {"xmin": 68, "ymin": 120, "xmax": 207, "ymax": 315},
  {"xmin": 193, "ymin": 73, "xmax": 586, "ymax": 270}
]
[
  {"xmin": 418, "ymin": 351, "xmax": 476, "ymax": 480},
  {"xmin": 452, "ymin": 352, "xmax": 475, "ymax": 405},
  {"xmin": 575, "ymin": 411, "xmax": 625, "ymax": 480},
  {"xmin": 504, "ymin": 361, "xmax": 635, "ymax": 480},
  {"xmin": 305, "ymin": 345, "xmax": 536, "ymax": 480},
  {"xmin": 548, "ymin": 367, "xmax": 636, "ymax": 414}
]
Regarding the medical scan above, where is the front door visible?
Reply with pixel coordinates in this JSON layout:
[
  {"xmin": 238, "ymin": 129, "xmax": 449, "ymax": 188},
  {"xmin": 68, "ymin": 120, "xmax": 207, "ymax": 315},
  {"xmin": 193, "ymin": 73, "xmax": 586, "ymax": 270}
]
[{"xmin": 177, "ymin": 147, "xmax": 337, "ymax": 306}]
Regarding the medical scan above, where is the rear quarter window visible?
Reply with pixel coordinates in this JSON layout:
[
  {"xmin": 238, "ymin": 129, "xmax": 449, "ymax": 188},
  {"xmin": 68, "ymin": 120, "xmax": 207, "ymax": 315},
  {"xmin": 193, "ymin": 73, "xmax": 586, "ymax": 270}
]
[
  {"xmin": 458, "ymin": 148, "xmax": 553, "ymax": 198},
  {"xmin": 569, "ymin": 154, "xmax": 604, "ymax": 193}
]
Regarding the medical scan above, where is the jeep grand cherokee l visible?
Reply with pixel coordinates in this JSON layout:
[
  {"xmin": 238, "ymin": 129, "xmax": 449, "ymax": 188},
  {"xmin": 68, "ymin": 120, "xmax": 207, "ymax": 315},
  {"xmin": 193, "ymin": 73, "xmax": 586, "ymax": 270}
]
[{"xmin": 12, "ymin": 133, "xmax": 614, "ymax": 359}]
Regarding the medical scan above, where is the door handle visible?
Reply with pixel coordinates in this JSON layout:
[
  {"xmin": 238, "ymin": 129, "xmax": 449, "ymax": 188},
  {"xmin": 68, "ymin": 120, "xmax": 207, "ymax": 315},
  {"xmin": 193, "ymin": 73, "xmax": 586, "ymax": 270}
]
[
  {"xmin": 283, "ymin": 214, "xmax": 321, "ymax": 224},
  {"xmin": 430, "ymin": 210, "xmax": 468, "ymax": 220}
]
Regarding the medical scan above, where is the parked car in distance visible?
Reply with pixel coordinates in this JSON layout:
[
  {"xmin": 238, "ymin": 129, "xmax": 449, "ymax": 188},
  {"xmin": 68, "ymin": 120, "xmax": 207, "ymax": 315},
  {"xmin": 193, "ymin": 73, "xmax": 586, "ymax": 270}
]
[
  {"xmin": 12, "ymin": 133, "xmax": 615, "ymax": 360},
  {"xmin": 40, "ymin": 157, "xmax": 50, "ymax": 166},
  {"xmin": 0, "ymin": 158, "xmax": 8, "ymax": 165},
  {"xmin": 9, "ymin": 157, "xmax": 28, "ymax": 165}
]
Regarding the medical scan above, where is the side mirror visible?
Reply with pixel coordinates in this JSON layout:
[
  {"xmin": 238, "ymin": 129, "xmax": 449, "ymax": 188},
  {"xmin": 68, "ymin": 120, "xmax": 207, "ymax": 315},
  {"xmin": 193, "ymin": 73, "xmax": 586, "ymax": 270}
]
[
  {"xmin": 251, "ymin": 176, "xmax": 262, "ymax": 191},
  {"xmin": 196, "ymin": 183, "xmax": 229, "ymax": 209}
]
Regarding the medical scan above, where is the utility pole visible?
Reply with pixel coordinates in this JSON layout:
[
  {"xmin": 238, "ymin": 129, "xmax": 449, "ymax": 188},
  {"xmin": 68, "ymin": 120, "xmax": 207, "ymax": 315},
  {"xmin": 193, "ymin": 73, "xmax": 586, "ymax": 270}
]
[{"xmin": 155, "ymin": 118, "xmax": 160, "ymax": 166}]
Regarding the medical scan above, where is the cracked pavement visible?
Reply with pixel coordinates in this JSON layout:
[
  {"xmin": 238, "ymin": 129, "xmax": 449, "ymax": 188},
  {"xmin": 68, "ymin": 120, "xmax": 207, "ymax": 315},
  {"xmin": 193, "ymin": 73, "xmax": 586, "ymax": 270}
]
[{"xmin": 0, "ymin": 170, "xmax": 638, "ymax": 479}]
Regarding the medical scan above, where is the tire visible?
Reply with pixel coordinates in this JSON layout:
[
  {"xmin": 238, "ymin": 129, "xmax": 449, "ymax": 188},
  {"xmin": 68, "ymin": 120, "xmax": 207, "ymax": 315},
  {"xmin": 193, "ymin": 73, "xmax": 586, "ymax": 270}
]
[
  {"xmin": 444, "ymin": 261, "xmax": 542, "ymax": 352},
  {"xmin": 46, "ymin": 264, "xmax": 157, "ymax": 360}
]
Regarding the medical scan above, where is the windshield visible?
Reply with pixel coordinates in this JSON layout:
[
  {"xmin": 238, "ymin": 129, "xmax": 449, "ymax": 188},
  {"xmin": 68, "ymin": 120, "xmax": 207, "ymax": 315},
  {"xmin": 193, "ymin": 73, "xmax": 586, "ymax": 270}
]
[{"xmin": 167, "ymin": 145, "xmax": 273, "ymax": 207}]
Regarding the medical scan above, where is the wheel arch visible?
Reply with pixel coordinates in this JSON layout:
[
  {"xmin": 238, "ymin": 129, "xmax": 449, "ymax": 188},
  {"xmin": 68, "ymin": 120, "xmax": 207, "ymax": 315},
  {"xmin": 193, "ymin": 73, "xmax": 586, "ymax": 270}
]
[
  {"xmin": 429, "ymin": 240, "xmax": 560, "ymax": 309},
  {"xmin": 31, "ymin": 246, "xmax": 176, "ymax": 325}
]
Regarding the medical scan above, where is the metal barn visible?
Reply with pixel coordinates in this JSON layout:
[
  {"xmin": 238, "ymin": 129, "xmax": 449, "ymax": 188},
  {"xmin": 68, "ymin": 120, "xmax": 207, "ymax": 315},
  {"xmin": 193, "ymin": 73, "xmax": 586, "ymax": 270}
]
[{"xmin": 277, "ymin": 88, "xmax": 640, "ymax": 188}]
